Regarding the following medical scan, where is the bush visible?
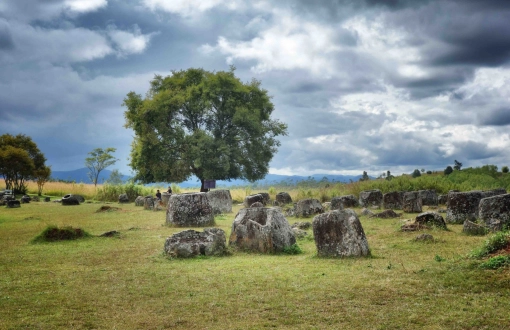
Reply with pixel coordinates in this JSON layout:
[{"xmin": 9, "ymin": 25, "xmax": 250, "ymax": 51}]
[
  {"xmin": 282, "ymin": 243, "xmax": 303, "ymax": 255},
  {"xmin": 32, "ymin": 225, "xmax": 92, "ymax": 243},
  {"xmin": 479, "ymin": 255, "xmax": 510, "ymax": 269},
  {"xmin": 502, "ymin": 166, "xmax": 509, "ymax": 174},
  {"xmin": 471, "ymin": 231, "xmax": 510, "ymax": 259}
]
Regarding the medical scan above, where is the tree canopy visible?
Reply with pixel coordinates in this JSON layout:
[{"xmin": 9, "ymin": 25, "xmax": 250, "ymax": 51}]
[
  {"xmin": 123, "ymin": 67, "xmax": 288, "ymax": 191},
  {"xmin": 85, "ymin": 148, "xmax": 118, "ymax": 187},
  {"xmin": 0, "ymin": 134, "xmax": 47, "ymax": 194}
]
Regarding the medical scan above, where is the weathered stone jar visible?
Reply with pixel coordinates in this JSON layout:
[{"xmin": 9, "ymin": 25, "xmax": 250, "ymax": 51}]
[{"xmin": 166, "ymin": 193, "xmax": 214, "ymax": 227}]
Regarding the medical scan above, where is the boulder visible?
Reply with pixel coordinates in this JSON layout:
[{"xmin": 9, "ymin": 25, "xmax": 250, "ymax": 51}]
[
  {"xmin": 31, "ymin": 196, "xmax": 40, "ymax": 202},
  {"xmin": 481, "ymin": 188, "xmax": 507, "ymax": 199},
  {"xmin": 462, "ymin": 220, "xmax": 488, "ymax": 236},
  {"xmin": 134, "ymin": 196, "xmax": 145, "ymax": 206},
  {"xmin": 415, "ymin": 234, "xmax": 434, "ymax": 241},
  {"xmin": 285, "ymin": 204, "xmax": 296, "ymax": 217},
  {"xmin": 415, "ymin": 211, "xmax": 447, "ymax": 229},
  {"xmin": 71, "ymin": 195, "xmax": 85, "ymax": 203},
  {"xmin": 161, "ymin": 192, "xmax": 172, "ymax": 206},
  {"xmin": 360, "ymin": 208, "xmax": 375, "ymax": 217},
  {"xmin": 402, "ymin": 191, "xmax": 422, "ymax": 213},
  {"xmin": 292, "ymin": 228, "xmax": 308, "ymax": 239},
  {"xmin": 6, "ymin": 200, "xmax": 21, "ymax": 208},
  {"xmin": 291, "ymin": 221, "xmax": 312, "ymax": 230},
  {"xmin": 295, "ymin": 198, "xmax": 324, "ymax": 218},
  {"xmin": 118, "ymin": 194, "xmax": 129, "ymax": 204},
  {"xmin": 418, "ymin": 190, "xmax": 438, "ymax": 206},
  {"xmin": 438, "ymin": 194, "xmax": 447, "ymax": 205},
  {"xmin": 207, "ymin": 190, "xmax": 232, "ymax": 214},
  {"xmin": 257, "ymin": 192, "xmax": 271, "ymax": 205},
  {"xmin": 164, "ymin": 228, "xmax": 227, "ymax": 258},
  {"xmin": 446, "ymin": 191, "xmax": 483, "ymax": 224},
  {"xmin": 400, "ymin": 222, "xmax": 426, "ymax": 232},
  {"xmin": 337, "ymin": 195, "xmax": 359, "ymax": 208},
  {"xmin": 359, "ymin": 190, "xmax": 383, "ymax": 208},
  {"xmin": 371, "ymin": 209, "xmax": 400, "ymax": 219},
  {"xmin": 312, "ymin": 209, "xmax": 370, "ymax": 257},
  {"xmin": 330, "ymin": 197, "xmax": 345, "ymax": 211},
  {"xmin": 229, "ymin": 207, "xmax": 296, "ymax": 253},
  {"xmin": 166, "ymin": 193, "xmax": 214, "ymax": 227},
  {"xmin": 44, "ymin": 197, "xmax": 51, "ymax": 202},
  {"xmin": 20, "ymin": 195, "xmax": 31, "ymax": 203},
  {"xmin": 275, "ymin": 192, "xmax": 292, "ymax": 205},
  {"xmin": 479, "ymin": 193, "xmax": 510, "ymax": 230},
  {"xmin": 244, "ymin": 194, "xmax": 265, "ymax": 207},
  {"xmin": 382, "ymin": 191, "xmax": 403, "ymax": 210},
  {"xmin": 250, "ymin": 202, "xmax": 264, "ymax": 208},
  {"xmin": 61, "ymin": 194, "xmax": 80, "ymax": 206},
  {"xmin": 144, "ymin": 196, "xmax": 155, "ymax": 210}
]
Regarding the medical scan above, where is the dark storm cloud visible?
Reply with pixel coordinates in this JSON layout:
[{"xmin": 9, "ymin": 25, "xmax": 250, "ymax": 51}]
[
  {"xmin": 453, "ymin": 141, "xmax": 501, "ymax": 160},
  {"xmin": 0, "ymin": 19, "xmax": 14, "ymax": 49},
  {"xmin": 477, "ymin": 108, "xmax": 510, "ymax": 127}
]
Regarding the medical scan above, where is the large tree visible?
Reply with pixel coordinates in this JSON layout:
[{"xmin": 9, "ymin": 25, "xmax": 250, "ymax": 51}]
[
  {"xmin": 123, "ymin": 67, "xmax": 287, "ymax": 191},
  {"xmin": 0, "ymin": 134, "xmax": 47, "ymax": 194},
  {"xmin": 85, "ymin": 148, "xmax": 118, "ymax": 187}
]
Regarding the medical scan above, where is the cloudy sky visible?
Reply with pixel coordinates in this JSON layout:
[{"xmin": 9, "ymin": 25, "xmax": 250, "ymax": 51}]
[{"xmin": 1, "ymin": 0, "xmax": 510, "ymax": 179}]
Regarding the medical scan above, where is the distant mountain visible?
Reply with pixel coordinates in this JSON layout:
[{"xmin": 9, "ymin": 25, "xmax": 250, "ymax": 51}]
[
  {"xmin": 51, "ymin": 168, "xmax": 363, "ymax": 187},
  {"xmin": 51, "ymin": 168, "xmax": 130, "ymax": 184}
]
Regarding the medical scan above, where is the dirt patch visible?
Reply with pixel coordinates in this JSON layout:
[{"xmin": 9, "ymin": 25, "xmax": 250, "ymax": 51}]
[
  {"xmin": 32, "ymin": 226, "xmax": 91, "ymax": 242},
  {"xmin": 491, "ymin": 242, "xmax": 510, "ymax": 257},
  {"xmin": 96, "ymin": 206, "xmax": 121, "ymax": 213}
]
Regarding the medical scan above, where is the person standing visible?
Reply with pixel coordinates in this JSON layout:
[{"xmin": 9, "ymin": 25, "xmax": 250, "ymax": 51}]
[{"xmin": 156, "ymin": 189, "xmax": 162, "ymax": 200}]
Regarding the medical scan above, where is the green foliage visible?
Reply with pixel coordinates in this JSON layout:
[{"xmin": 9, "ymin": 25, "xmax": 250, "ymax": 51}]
[
  {"xmin": 434, "ymin": 255, "xmax": 446, "ymax": 262},
  {"xmin": 471, "ymin": 231, "xmax": 510, "ymax": 259},
  {"xmin": 107, "ymin": 169, "xmax": 124, "ymax": 185},
  {"xmin": 502, "ymin": 166, "xmax": 509, "ymax": 174},
  {"xmin": 454, "ymin": 160, "xmax": 463, "ymax": 171},
  {"xmin": 85, "ymin": 147, "xmax": 118, "ymax": 187},
  {"xmin": 123, "ymin": 67, "xmax": 287, "ymax": 191},
  {"xmin": 95, "ymin": 183, "xmax": 153, "ymax": 202},
  {"xmin": 32, "ymin": 225, "xmax": 92, "ymax": 243},
  {"xmin": 282, "ymin": 243, "xmax": 303, "ymax": 255},
  {"xmin": 359, "ymin": 171, "xmax": 370, "ymax": 181},
  {"xmin": 34, "ymin": 165, "xmax": 51, "ymax": 196},
  {"xmin": 412, "ymin": 169, "xmax": 421, "ymax": 178},
  {"xmin": 479, "ymin": 255, "xmax": 510, "ymax": 269},
  {"xmin": 0, "ymin": 134, "xmax": 47, "ymax": 194},
  {"xmin": 444, "ymin": 166, "xmax": 453, "ymax": 175}
]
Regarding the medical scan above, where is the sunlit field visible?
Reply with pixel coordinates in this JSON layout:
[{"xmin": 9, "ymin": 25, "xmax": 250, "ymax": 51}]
[{"xmin": 1, "ymin": 180, "xmax": 510, "ymax": 329}]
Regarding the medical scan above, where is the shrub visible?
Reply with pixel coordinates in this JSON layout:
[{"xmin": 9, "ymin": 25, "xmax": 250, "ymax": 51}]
[
  {"xmin": 282, "ymin": 243, "xmax": 303, "ymax": 255},
  {"xmin": 479, "ymin": 255, "xmax": 510, "ymax": 269},
  {"xmin": 502, "ymin": 166, "xmax": 509, "ymax": 174},
  {"xmin": 471, "ymin": 231, "xmax": 510, "ymax": 259},
  {"xmin": 32, "ymin": 225, "xmax": 92, "ymax": 243}
]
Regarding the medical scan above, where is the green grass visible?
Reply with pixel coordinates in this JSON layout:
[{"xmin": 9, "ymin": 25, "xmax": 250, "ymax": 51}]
[{"xmin": 1, "ymin": 202, "xmax": 510, "ymax": 329}]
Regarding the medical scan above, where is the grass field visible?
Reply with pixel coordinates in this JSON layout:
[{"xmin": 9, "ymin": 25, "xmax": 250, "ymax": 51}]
[{"xmin": 1, "ymin": 197, "xmax": 510, "ymax": 329}]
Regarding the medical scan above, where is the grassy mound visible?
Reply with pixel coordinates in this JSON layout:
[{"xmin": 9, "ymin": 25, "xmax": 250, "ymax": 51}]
[
  {"xmin": 32, "ymin": 225, "xmax": 92, "ymax": 243},
  {"xmin": 471, "ymin": 231, "xmax": 510, "ymax": 269},
  {"xmin": 96, "ymin": 205, "xmax": 121, "ymax": 213}
]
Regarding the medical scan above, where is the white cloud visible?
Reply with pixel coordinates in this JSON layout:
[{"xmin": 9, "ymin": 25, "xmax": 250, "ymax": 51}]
[
  {"xmin": 107, "ymin": 25, "xmax": 157, "ymax": 56},
  {"xmin": 64, "ymin": 0, "xmax": 107, "ymax": 14},
  {"xmin": 142, "ymin": 0, "xmax": 241, "ymax": 17}
]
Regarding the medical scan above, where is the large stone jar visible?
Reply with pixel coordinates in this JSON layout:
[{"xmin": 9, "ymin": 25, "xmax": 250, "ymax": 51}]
[{"xmin": 166, "ymin": 193, "xmax": 214, "ymax": 227}]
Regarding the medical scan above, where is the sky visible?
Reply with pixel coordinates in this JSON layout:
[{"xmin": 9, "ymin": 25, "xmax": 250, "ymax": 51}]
[{"xmin": 1, "ymin": 0, "xmax": 510, "ymax": 179}]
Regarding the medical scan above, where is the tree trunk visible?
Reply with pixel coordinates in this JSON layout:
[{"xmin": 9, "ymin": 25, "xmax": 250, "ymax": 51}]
[{"xmin": 200, "ymin": 178, "xmax": 209, "ymax": 192}]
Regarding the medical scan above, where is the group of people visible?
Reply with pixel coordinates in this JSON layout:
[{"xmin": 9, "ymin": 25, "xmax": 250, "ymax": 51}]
[{"xmin": 155, "ymin": 186, "xmax": 172, "ymax": 201}]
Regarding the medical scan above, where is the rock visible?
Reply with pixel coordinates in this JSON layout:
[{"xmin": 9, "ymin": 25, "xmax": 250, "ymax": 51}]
[
  {"xmin": 414, "ymin": 234, "xmax": 434, "ymax": 241},
  {"xmin": 360, "ymin": 208, "xmax": 375, "ymax": 217},
  {"xmin": 244, "ymin": 194, "xmax": 265, "ymax": 207},
  {"xmin": 438, "ymin": 194, "xmax": 447, "ymax": 205},
  {"xmin": 207, "ymin": 190, "xmax": 233, "ymax": 214},
  {"xmin": 446, "ymin": 191, "xmax": 483, "ymax": 224},
  {"xmin": 312, "ymin": 209, "xmax": 370, "ymax": 257},
  {"xmin": 402, "ymin": 191, "xmax": 422, "ymax": 213},
  {"xmin": 285, "ymin": 204, "xmax": 296, "ymax": 217},
  {"xmin": 164, "ymin": 228, "xmax": 227, "ymax": 258},
  {"xmin": 292, "ymin": 228, "xmax": 308, "ymax": 239},
  {"xmin": 322, "ymin": 202, "xmax": 331, "ymax": 211},
  {"xmin": 295, "ymin": 198, "xmax": 324, "ymax": 218},
  {"xmin": 61, "ymin": 194, "xmax": 80, "ymax": 206},
  {"xmin": 6, "ymin": 200, "xmax": 21, "ymax": 208},
  {"xmin": 275, "ymin": 192, "xmax": 293, "ymax": 205},
  {"xmin": 415, "ymin": 211, "xmax": 447, "ymax": 229},
  {"xmin": 383, "ymin": 191, "xmax": 403, "ymax": 210},
  {"xmin": 144, "ymin": 196, "xmax": 155, "ymax": 210},
  {"xmin": 161, "ymin": 192, "xmax": 172, "ymax": 206},
  {"xmin": 250, "ymin": 202, "xmax": 264, "ymax": 208},
  {"xmin": 166, "ymin": 193, "xmax": 215, "ymax": 227},
  {"xmin": 291, "ymin": 221, "xmax": 312, "ymax": 230},
  {"xmin": 479, "ymin": 193, "xmax": 510, "ymax": 230},
  {"xmin": 118, "ymin": 194, "xmax": 129, "ymax": 204},
  {"xmin": 400, "ymin": 221, "xmax": 426, "ymax": 232},
  {"xmin": 71, "ymin": 195, "xmax": 85, "ymax": 203},
  {"xmin": 134, "ymin": 196, "xmax": 145, "ymax": 206},
  {"xmin": 418, "ymin": 190, "xmax": 438, "ymax": 206},
  {"xmin": 44, "ymin": 197, "xmax": 51, "ymax": 202},
  {"xmin": 229, "ymin": 207, "xmax": 296, "ymax": 253},
  {"xmin": 257, "ymin": 192, "xmax": 271, "ymax": 205},
  {"xmin": 337, "ymin": 195, "xmax": 359, "ymax": 208},
  {"xmin": 96, "ymin": 206, "xmax": 120, "ymax": 212},
  {"xmin": 31, "ymin": 196, "xmax": 40, "ymax": 202},
  {"xmin": 100, "ymin": 230, "xmax": 121, "ymax": 237},
  {"xmin": 481, "ymin": 188, "xmax": 507, "ymax": 199},
  {"xmin": 20, "ymin": 195, "xmax": 31, "ymax": 203},
  {"xmin": 359, "ymin": 190, "xmax": 383, "ymax": 208},
  {"xmin": 371, "ymin": 209, "xmax": 400, "ymax": 219},
  {"xmin": 330, "ymin": 197, "xmax": 345, "ymax": 211},
  {"xmin": 153, "ymin": 202, "xmax": 164, "ymax": 211},
  {"xmin": 462, "ymin": 220, "xmax": 488, "ymax": 236}
]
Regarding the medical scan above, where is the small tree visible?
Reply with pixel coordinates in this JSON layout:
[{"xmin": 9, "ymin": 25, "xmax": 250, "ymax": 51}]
[
  {"xmin": 502, "ymin": 166, "xmax": 509, "ymax": 174},
  {"xmin": 85, "ymin": 148, "xmax": 118, "ymax": 187},
  {"xmin": 412, "ymin": 169, "xmax": 421, "ymax": 178},
  {"xmin": 385, "ymin": 170, "xmax": 394, "ymax": 181},
  {"xmin": 454, "ymin": 160, "xmax": 463, "ymax": 171},
  {"xmin": 34, "ymin": 165, "xmax": 51, "ymax": 196},
  {"xmin": 444, "ymin": 166, "xmax": 453, "ymax": 175},
  {"xmin": 359, "ymin": 171, "xmax": 370, "ymax": 181},
  {"xmin": 107, "ymin": 169, "xmax": 124, "ymax": 185}
]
